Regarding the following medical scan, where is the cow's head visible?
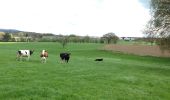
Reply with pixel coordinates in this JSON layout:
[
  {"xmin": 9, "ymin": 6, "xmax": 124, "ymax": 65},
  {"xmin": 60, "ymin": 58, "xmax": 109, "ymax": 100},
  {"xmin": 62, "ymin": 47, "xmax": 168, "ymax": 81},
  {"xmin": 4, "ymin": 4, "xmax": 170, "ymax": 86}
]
[{"xmin": 30, "ymin": 50, "xmax": 34, "ymax": 55}]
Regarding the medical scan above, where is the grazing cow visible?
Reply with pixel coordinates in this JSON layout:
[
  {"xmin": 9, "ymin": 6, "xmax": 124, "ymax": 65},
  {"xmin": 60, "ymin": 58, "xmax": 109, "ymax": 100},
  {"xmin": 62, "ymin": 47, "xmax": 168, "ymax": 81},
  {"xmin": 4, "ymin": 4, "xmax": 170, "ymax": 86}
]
[
  {"xmin": 60, "ymin": 53, "xmax": 71, "ymax": 63},
  {"xmin": 95, "ymin": 58, "xmax": 103, "ymax": 61},
  {"xmin": 17, "ymin": 50, "xmax": 34, "ymax": 61},
  {"xmin": 40, "ymin": 50, "xmax": 48, "ymax": 63}
]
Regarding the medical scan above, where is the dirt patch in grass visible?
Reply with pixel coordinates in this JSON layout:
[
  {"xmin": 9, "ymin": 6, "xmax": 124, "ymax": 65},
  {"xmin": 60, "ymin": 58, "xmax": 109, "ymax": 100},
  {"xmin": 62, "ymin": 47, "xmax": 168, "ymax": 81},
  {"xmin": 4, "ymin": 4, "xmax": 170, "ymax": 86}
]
[{"xmin": 104, "ymin": 44, "xmax": 170, "ymax": 57}]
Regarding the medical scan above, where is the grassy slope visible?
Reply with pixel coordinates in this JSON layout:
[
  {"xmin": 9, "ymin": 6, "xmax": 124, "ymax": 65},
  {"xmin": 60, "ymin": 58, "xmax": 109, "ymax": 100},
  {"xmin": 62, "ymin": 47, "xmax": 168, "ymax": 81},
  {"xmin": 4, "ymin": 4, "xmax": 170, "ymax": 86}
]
[{"xmin": 0, "ymin": 42, "xmax": 170, "ymax": 100}]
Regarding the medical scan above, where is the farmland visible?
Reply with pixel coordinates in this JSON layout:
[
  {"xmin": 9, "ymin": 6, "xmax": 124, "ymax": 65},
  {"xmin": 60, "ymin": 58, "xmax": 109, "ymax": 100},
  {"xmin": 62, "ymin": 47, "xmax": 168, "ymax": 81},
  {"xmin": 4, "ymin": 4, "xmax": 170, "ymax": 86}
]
[{"xmin": 0, "ymin": 42, "xmax": 170, "ymax": 100}]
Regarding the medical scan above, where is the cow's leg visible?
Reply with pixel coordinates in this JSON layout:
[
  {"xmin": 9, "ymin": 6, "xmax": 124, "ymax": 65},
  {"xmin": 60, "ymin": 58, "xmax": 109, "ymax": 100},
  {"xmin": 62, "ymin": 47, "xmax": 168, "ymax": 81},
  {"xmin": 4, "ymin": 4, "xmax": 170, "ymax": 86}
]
[
  {"xmin": 66, "ymin": 57, "xmax": 69, "ymax": 63},
  {"xmin": 44, "ymin": 57, "xmax": 46, "ymax": 63},
  {"xmin": 65, "ymin": 59, "xmax": 68, "ymax": 63},
  {"xmin": 66, "ymin": 59, "xmax": 70, "ymax": 63},
  {"xmin": 19, "ymin": 55, "xmax": 22, "ymax": 61},
  {"xmin": 61, "ymin": 60, "xmax": 64, "ymax": 63},
  {"xmin": 60, "ymin": 57, "xmax": 64, "ymax": 63},
  {"xmin": 21, "ymin": 56, "xmax": 25, "ymax": 61},
  {"xmin": 16, "ymin": 54, "xmax": 20, "ymax": 61},
  {"xmin": 27, "ymin": 56, "xmax": 30, "ymax": 61},
  {"xmin": 41, "ymin": 57, "xmax": 46, "ymax": 63},
  {"xmin": 41, "ymin": 57, "xmax": 43, "ymax": 63},
  {"xmin": 41, "ymin": 57, "xmax": 44, "ymax": 63}
]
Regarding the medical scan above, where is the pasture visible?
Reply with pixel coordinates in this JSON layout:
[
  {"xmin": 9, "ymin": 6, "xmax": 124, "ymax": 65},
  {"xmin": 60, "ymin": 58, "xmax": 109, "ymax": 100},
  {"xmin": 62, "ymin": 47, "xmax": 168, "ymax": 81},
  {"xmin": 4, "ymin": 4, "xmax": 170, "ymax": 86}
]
[{"xmin": 0, "ymin": 42, "xmax": 170, "ymax": 100}]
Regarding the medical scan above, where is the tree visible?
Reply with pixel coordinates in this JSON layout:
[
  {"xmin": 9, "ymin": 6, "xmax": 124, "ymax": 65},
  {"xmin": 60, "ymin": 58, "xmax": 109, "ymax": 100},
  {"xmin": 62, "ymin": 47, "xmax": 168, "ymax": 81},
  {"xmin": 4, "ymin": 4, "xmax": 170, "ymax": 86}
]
[
  {"xmin": 148, "ymin": 0, "xmax": 170, "ymax": 49},
  {"xmin": 0, "ymin": 32, "xmax": 5, "ymax": 41},
  {"xmin": 68, "ymin": 34, "xmax": 80, "ymax": 43},
  {"xmin": 59, "ymin": 36, "xmax": 69, "ymax": 48},
  {"xmin": 3, "ymin": 33, "xmax": 11, "ymax": 42},
  {"xmin": 83, "ymin": 35, "xmax": 90, "ymax": 43},
  {"xmin": 102, "ymin": 32, "xmax": 119, "ymax": 44}
]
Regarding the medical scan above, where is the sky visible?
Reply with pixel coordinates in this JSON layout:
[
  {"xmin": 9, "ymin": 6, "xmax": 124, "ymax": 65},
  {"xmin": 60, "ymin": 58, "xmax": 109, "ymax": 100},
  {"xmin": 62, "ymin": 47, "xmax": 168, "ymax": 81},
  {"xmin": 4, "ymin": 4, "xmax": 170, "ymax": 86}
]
[
  {"xmin": 0, "ymin": 0, "xmax": 151, "ymax": 37},
  {"xmin": 138, "ymin": 0, "xmax": 149, "ymax": 8}
]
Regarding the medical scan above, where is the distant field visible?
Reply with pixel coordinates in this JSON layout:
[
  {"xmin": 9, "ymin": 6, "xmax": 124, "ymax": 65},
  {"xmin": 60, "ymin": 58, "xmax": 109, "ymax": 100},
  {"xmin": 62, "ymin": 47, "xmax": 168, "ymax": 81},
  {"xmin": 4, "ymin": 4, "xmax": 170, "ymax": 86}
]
[
  {"xmin": 117, "ymin": 40, "xmax": 156, "ymax": 45},
  {"xmin": 104, "ymin": 44, "xmax": 170, "ymax": 57},
  {"xmin": 0, "ymin": 42, "xmax": 170, "ymax": 100}
]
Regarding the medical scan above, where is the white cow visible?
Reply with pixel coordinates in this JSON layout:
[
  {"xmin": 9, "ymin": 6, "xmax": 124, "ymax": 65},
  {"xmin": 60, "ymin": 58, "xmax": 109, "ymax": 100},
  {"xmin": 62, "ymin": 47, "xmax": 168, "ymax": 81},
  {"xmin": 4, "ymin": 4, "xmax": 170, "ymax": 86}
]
[{"xmin": 17, "ymin": 50, "xmax": 34, "ymax": 61}]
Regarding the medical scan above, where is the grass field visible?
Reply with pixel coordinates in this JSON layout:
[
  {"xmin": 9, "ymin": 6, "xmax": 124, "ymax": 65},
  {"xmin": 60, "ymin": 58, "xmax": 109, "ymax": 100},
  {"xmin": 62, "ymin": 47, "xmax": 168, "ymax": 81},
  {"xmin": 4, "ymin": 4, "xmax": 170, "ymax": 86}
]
[{"xmin": 0, "ymin": 42, "xmax": 170, "ymax": 100}]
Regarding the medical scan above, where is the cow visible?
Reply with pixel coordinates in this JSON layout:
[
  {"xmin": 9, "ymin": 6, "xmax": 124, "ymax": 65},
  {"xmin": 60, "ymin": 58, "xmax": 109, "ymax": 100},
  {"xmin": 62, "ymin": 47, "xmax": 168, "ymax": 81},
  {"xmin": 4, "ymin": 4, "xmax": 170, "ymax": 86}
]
[
  {"xmin": 95, "ymin": 58, "xmax": 103, "ymax": 61},
  {"xmin": 60, "ymin": 53, "xmax": 71, "ymax": 63},
  {"xmin": 17, "ymin": 50, "xmax": 34, "ymax": 61},
  {"xmin": 40, "ymin": 50, "xmax": 48, "ymax": 63}
]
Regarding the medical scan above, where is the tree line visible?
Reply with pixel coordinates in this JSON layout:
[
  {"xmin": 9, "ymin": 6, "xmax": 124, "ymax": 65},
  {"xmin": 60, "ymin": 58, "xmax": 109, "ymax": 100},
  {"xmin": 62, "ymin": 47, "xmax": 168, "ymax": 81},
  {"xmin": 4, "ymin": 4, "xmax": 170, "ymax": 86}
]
[{"xmin": 0, "ymin": 31, "xmax": 119, "ymax": 44}]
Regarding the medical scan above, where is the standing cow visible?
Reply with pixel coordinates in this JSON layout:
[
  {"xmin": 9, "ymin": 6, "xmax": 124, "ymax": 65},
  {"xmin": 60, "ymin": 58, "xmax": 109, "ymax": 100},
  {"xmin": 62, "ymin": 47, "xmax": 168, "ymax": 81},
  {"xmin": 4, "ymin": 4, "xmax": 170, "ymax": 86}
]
[
  {"xmin": 17, "ymin": 50, "xmax": 34, "ymax": 61},
  {"xmin": 60, "ymin": 53, "xmax": 71, "ymax": 63},
  {"xmin": 40, "ymin": 50, "xmax": 48, "ymax": 63}
]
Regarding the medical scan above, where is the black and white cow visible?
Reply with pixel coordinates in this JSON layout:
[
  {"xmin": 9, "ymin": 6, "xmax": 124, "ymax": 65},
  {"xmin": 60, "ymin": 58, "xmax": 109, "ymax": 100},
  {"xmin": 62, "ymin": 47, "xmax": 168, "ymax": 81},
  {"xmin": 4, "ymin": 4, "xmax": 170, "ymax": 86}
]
[
  {"xmin": 17, "ymin": 50, "xmax": 34, "ymax": 61},
  {"xmin": 60, "ymin": 53, "xmax": 71, "ymax": 63}
]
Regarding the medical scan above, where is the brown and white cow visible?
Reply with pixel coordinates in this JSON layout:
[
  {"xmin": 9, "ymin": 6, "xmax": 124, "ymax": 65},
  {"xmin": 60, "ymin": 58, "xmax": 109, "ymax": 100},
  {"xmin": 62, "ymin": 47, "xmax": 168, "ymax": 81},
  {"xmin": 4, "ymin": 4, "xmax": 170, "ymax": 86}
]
[{"xmin": 40, "ymin": 50, "xmax": 48, "ymax": 63}]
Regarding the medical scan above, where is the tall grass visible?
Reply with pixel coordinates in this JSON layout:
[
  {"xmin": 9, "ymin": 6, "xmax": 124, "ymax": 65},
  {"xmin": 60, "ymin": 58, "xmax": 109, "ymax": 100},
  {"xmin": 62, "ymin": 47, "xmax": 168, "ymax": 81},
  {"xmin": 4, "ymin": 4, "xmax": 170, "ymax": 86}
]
[{"xmin": 0, "ymin": 42, "xmax": 170, "ymax": 100}]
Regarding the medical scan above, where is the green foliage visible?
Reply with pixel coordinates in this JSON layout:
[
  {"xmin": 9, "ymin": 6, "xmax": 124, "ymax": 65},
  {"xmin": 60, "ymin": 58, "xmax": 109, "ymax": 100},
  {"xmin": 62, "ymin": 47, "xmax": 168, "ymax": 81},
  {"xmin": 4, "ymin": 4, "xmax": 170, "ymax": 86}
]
[{"xmin": 0, "ymin": 42, "xmax": 170, "ymax": 99}]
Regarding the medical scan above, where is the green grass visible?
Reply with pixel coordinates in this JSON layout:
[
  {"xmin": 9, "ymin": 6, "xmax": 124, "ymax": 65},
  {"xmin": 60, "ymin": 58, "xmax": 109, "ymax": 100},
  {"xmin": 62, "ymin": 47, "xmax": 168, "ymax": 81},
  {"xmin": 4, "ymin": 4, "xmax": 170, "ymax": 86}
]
[{"xmin": 0, "ymin": 42, "xmax": 170, "ymax": 100}]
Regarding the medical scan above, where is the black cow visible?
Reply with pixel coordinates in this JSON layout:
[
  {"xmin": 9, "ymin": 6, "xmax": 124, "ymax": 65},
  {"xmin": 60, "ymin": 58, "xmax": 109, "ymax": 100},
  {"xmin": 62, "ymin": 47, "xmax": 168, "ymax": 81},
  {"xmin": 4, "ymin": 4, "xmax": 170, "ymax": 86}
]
[{"xmin": 60, "ymin": 53, "xmax": 71, "ymax": 63}]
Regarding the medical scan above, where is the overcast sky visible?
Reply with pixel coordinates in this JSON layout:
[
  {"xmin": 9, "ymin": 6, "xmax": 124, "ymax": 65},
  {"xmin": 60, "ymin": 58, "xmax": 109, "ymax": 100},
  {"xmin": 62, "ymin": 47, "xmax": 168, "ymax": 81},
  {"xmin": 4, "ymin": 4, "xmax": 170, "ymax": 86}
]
[{"xmin": 0, "ymin": 0, "xmax": 150, "ymax": 37}]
